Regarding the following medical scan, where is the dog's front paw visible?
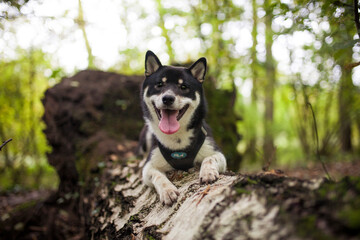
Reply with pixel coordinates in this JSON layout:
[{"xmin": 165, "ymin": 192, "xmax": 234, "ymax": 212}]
[
  {"xmin": 199, "ymin": 158, "xmax": 219, "ymax": 184},
  {"xmin": 158, "ymin": 184, "xmax": 180, "ymax": 206}
]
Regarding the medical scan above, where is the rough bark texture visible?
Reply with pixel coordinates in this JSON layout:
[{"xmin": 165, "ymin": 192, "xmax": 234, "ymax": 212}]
[{"xmin": 88, "ymin": 162, "xmax": 360, "ymax": 240}]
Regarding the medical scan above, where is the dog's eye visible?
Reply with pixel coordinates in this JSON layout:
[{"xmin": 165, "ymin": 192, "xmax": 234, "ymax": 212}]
[
  {"xmin": 180, "ymin": 84, "xmax": 188, "ymax": 90},
  {"xmin": 156, "ymin": 82, "xmax": 164, "ymax": 88}
]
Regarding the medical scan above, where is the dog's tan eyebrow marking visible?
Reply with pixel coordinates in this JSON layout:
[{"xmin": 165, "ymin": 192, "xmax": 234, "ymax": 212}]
[
  {"xmin": 162, "ymin": 77, "xmax": 167, "ymax": 82},
  {"xmin": 178, "ymin": 79, "xmax": 183, "ymax": 84}
]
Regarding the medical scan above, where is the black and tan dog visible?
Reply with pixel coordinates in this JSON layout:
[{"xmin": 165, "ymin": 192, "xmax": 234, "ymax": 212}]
[{"xmin": 138, "ymin": 50, "xmax": 226, "ymax": 205}]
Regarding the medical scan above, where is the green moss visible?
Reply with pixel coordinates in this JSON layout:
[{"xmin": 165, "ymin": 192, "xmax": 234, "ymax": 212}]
[
  {"xmin": 143, "ymin": 225, "xmax": 161, "ymax": 240},
  {"xmin": 233, "ymin": 177, "xmax": 261, "ymax": 195},
  {"xmin": 295, "ymin": 176, "xmax": 360, "ymax": 239},
  {"xmin": 111, "ymin": 181, "xmax": 117, "ymax": 187},
  {"xmin": 246, "ymin": 177, "xmax": 258, "ymax": 185},
  {"xmin": 339, "ymin": 208, "xmax": 360, "ymax": 230},
  {"xmin": 296, "ymin": 215, "xmax": 334, "ymax": 240},
  {"xmin": 146, "ymin": 235, "xmax": 156, "ymax": 240},
  {"xmin": 235, "ymin": 188, "xmax": 251, "ymax": 195},
  {"xmin": 129, "ymin": 214, "xmax": 140, "ymax": 222},
  {"xmin": 12, "ymin": 200, "xmax": 37, "ymax": 213},
  {"xmin": 244, "ymin": 215, "xmax": 253, "ymax": 227},
  {"xmin": 297, "ymin": 216, "xmax": 313, "ymax": 238}
]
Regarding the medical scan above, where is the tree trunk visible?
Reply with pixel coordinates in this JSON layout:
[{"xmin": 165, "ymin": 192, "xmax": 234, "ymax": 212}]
[
  {"xmin": 263, "ymin": 0, "xmax": 276, "ymax": 166},
  {"xmin": 247, "ymin": 0, "xmax": 259, "ymax": 162},
  {"xmin": 338, "ymin": 63, "xmax": 353, "ymax": 152},
  {"xmin": 156, "ymin": 0, "xmax": 175, "ymax": 64},
  {"xmin": 77, "ymin": 0, "xmax": 95, "ymax": 69}
]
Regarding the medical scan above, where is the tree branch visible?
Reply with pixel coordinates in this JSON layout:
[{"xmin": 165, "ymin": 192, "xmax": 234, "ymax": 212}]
[
  {"xmin": 0, "ymin": 138, "xmax": 12, "ymax": 151},
  {"xmin": 345, "ymin": 61, "xmax": 360, "ymax": 69},
  {"xmin": 307, "ymin": 103, "xmax": 332, "ymax": 181}
]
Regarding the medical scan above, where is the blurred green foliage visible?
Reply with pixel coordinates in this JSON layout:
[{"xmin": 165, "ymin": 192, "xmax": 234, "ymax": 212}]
[{"xmin": 0, "ymin": 48, "xmax": 62, "ymax": 191}]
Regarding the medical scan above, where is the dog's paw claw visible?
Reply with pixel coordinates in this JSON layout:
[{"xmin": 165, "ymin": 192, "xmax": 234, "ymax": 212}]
[
  {"xmin": 159, "ymin": 186, "xmax": 179, "ymax": 206},
  {"xmin": 199, "ymin": 167, "xmax": 219, "ymax": 185}
]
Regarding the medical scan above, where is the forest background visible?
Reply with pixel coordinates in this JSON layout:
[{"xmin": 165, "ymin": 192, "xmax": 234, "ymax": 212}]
[{"xmin": 0, "ymin": 0, "xmax": 359, "ymax": 191}]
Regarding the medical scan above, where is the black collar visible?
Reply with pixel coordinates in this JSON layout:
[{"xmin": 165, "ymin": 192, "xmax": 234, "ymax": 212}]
[{"xmin": 157, "ymin": 127, "xmax": 207, "ymax": 171}]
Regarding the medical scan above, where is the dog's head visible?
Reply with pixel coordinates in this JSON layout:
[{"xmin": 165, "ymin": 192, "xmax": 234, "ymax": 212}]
[{"xmin": 141, "ymin": 50, "xmax": 207, "ymax": 135}]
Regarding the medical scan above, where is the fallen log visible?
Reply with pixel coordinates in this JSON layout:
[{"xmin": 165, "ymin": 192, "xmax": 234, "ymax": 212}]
[{"xmin": 88, "ymin": 158, "xmax": 360, "ymax": 240}]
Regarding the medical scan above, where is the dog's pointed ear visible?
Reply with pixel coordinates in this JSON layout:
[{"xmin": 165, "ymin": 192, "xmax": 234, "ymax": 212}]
[
  {"xmin": 145, "ymin": 50, "xmax": 162, "ymax": 76},
  {"xmin": 189, "ymin": 57, "xmax": 207, "ymax": 83}
]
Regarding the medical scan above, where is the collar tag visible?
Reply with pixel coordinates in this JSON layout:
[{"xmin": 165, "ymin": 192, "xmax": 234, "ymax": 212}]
[{"xmin": 171, "ymin": 152, "xmax": 187, "ymax": 159}]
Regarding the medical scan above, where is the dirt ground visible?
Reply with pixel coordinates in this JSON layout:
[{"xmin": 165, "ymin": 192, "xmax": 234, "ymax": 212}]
[{"xmin": 283, "ymin": 159, "xmax": 360, "ymax": 180}]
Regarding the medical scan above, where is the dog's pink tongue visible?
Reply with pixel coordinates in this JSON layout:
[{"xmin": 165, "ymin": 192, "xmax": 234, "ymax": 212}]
[{"xmin": 159, "ymin": 109, "xmax": 180, "ymax": 134}]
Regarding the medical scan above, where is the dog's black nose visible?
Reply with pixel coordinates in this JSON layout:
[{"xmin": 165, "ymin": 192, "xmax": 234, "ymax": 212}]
[{"xmin": 162, "ymin": 95, "xmax": 175, "ymax": 106}]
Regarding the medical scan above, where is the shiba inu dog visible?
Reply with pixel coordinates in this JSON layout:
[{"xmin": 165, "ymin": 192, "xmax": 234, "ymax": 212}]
[{"xmin": 139, "ymin": 50, "xmax": 227, "ymax": 206}]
